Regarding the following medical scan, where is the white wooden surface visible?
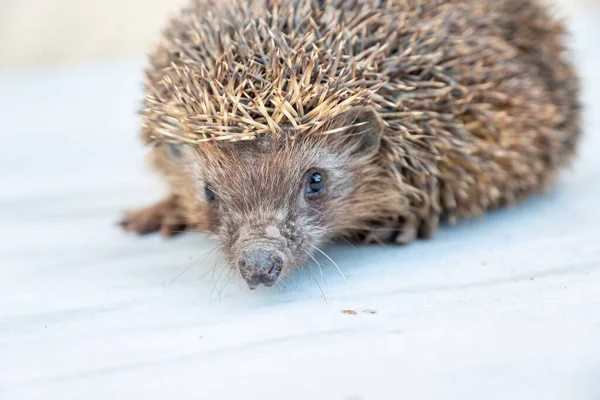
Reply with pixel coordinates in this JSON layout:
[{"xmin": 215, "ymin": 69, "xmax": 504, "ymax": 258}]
[{"xmin": 1, "ymin": 11, "xmax": 599, "ymax": 400}]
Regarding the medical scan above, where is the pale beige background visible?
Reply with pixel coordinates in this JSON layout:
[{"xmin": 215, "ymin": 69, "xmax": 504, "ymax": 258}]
[{"xmin": 0, "ymin": 0, "xmax": 598, "ymax": 71}]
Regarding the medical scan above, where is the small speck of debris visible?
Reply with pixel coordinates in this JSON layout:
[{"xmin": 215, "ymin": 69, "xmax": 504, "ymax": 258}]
[
  {"xmin": 199, "ymin": 335, "xmax": 204, "ymax": 339},
  {"xmin": 530, "ymin": 277, "xmax": 535, "ymax": 281},
  {"xmin": 342, "ymin": 309, "xmax": 377, "ymax": 315}
]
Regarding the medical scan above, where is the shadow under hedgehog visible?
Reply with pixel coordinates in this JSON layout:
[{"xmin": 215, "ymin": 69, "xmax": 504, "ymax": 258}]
[{"xmin": 120, "ymin": 0, "xmax": 581, "ymax": 290}]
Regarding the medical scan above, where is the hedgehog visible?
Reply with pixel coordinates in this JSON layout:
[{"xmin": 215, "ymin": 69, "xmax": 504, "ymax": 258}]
[{"xmin": 120, "ymin": 0, "xmax": 580, "ymax": 289}]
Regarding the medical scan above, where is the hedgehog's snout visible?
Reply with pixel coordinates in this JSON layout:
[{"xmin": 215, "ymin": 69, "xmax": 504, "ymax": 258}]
[
  {"xmin": 231, "ymin": 224, "xmax": 290, "ymax": 289},
  {"xmin": 237, "ymin": 247, "xmax": 285, "ymax": 289}
]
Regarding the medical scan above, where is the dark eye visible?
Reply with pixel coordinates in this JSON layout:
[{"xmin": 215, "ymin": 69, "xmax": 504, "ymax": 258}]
[
  {"xmin": 205, "ymin": 185, "xmax": 216, "ymax": 202},
  {"xmin": 306, "ymin": 172, "xmax": 324, "ymax": 197}
]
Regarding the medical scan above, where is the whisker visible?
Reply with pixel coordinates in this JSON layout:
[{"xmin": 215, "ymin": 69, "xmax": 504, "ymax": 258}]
[
  {"xmin": 199, "ymin": 247, "xmax": 224, "ymax": 279},
  {"xmin": 167, "ymin": 244, "xmax": 220, "ymax": 285},
  {"xmin": 309, "ymin": 244, "xmax": 352, "ymax": 291},
  {"xmin": 303, "ymin": 249, "xmax": 324, "ymax": 284},
  {"xmin": 308, "ymin": 269, "xmax": 328, "ymax": 305},
  {"xmin": 275, "ymin": 279, "xmax": 284, "ymax": 291},
  {"xmin": 210, "ymin": 251, "xmax": 226, "ymax": 302},
  {"xmin": 291, "ymin": 268, "xmax": 302, "ymax": 288},
  {"xmin": 340, "ymin": 237, "xmax": 357, "ymax": 249},
  {"xmin": 217, "ymin": 269, "xmax": 236, "ymax": 299}
]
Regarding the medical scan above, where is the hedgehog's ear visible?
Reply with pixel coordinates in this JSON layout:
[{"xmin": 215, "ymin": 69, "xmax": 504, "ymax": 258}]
[
  {"xmin": 165, "ymin": 142, "xmax": 183, "ymax": 159},
  {"xmin": 333, "ymin": 106, "xmax": 383, "ymax": 154},
  {"xmin": 163, "ymin": 141, "xmax": 197, "ymax": 163}
]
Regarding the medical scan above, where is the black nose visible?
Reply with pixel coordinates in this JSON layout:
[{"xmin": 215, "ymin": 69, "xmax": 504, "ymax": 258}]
[{"xmin": 238, "ymin": 249, "xmax": 284, "ymax": 288}]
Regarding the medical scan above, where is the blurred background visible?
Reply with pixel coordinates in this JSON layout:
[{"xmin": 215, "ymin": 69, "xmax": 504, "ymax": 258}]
[{"xmin": 0, "ymin": 0, "xmax": 599, "ymax": 72}]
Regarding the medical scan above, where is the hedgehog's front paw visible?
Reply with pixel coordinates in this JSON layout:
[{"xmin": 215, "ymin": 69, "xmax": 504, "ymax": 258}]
[
  {"xmin": 119, "ymin": 196, "xmax": 187, "ymax": 238},
  {"xmin": 364, "ymin": 214, "xmax": 417, "ymax": 245},
  {"xmin": 393, "ymin": 213, "xmax": 418, "ymax": 245}
]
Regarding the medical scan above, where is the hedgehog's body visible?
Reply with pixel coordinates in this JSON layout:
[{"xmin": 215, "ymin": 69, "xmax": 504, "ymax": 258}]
[{"xmin": 122, "ymin": 0, "xmax": 580, "ymax": 289}]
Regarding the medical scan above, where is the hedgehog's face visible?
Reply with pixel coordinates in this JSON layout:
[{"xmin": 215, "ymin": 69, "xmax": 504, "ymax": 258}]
[{"xmin": 170, "ymin": 107, "xmax": 392, "ymax": 289}]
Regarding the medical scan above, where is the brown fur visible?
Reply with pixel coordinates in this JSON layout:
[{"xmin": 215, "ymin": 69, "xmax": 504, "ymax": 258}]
[{"xmin": 122, "ymin": 0, "xmax": 580, "ymax": 285}]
